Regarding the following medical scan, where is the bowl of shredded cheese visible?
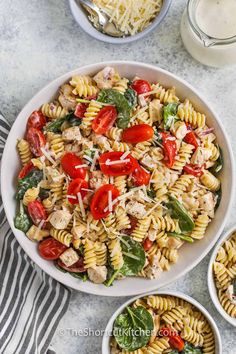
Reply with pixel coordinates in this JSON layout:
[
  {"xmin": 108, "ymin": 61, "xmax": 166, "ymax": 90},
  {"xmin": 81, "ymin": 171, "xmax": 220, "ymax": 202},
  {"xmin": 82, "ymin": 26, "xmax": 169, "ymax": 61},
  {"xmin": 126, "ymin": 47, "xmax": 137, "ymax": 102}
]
[{"xmin": 69, "ymin": 0, "xmax": 172, "ymax": 43}]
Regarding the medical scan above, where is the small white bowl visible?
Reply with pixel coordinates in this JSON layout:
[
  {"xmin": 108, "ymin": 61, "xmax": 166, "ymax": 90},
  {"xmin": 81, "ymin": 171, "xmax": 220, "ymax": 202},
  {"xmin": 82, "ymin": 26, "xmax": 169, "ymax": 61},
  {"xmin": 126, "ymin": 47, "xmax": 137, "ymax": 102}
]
[
  {"xmin": 208, "ymin": 225, "xmax": 236, "ymax": 327},
  {"xmin": 69, "ymin": 0, "xmax": 173, "ymax": 44},
  {"xmin": 102, "ymin": 290, "xmax": 222, "ymax": 353}
]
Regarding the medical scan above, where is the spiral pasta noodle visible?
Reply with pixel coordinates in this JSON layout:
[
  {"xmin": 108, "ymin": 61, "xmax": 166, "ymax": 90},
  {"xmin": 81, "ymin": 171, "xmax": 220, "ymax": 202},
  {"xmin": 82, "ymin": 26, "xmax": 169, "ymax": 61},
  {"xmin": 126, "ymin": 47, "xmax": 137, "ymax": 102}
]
[
  {"xmin": 108, "ymin": 238, "xmax": 124, "ymax": 270},
  {"xmin": 50, "ymin": 228, "xmax": 72, "ymax": 247},
  {"xmin": 70, "ymin": 75, "xmax": 98, "ymax": 97},
  {"xmin": 17, "ymin": 139, "xmax": 32, "ymax": 165},
  {"xmin": 83, "ymin": 239, "xmax": 97, "ymax": 269},
  {"xmin": 41, "ymin": 102, "xmax": 68, "ymax": 120}
]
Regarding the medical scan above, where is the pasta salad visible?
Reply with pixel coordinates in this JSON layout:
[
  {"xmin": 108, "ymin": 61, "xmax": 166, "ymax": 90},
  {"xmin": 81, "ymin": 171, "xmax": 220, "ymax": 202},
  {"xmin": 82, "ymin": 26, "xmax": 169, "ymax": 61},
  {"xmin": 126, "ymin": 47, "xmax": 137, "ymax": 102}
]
[
  {"xmin": 14, "ymin": 66, "xmax": 222, "ymax": 286},
  {"xmin": 110, "ymin": 294, "xmax": 216, "ymax": 353},
  {"xmin": 213, "ymin": 231, "xmax": 236, "ymax": 319}
]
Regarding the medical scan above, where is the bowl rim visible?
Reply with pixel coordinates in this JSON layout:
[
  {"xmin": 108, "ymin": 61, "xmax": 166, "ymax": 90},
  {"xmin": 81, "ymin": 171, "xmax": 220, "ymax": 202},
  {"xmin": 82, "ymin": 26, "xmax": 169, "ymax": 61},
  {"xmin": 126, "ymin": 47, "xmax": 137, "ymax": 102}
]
[
  {"xmin": 208, "ymin": 225, "xmax": 236, "ymax": 327},
  {"xmin": 1, "ymin": 60, "xmax": 235, "ymax": 296},
  {"xmin": 101, "ymin": 290, "xmax": 222, "ymax": 354},
  {"xmin": 68, "ymin": 0, "xmax": 173, "ymax": 44}
]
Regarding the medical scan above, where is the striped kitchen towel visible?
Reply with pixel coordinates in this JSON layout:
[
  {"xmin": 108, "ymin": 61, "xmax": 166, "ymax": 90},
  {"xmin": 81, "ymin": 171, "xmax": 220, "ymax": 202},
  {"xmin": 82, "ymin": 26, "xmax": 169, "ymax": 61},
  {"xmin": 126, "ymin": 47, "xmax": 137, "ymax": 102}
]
[{"xmin": 0, "ymin": 113, "xmax": 71, "ymax": 354}]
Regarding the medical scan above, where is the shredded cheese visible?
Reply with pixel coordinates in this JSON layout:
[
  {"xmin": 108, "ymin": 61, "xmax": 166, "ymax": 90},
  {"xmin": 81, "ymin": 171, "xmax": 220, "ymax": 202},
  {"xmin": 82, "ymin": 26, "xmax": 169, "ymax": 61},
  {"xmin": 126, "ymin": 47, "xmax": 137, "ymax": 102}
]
[
  {"xmin": 120, "ymin": 151, "xmax": 130, "ymax": 160},
  {"xmin": 108, "ymin": 190, "xmax": 113, "ymax": 212},
  {"xmin": 40, "ymin": 147, "xmax": 57, "ymax": 165},
  {"xmin": 75, "ymin": 164, "xmax": 89, "ymax": 169},
  {"xmin": 104, "ymin": 158, "xmax": 130, "ymax": 166},
  {"xmin": 77, "ymin": 192, "xmax": 86, "ymax": 219}
]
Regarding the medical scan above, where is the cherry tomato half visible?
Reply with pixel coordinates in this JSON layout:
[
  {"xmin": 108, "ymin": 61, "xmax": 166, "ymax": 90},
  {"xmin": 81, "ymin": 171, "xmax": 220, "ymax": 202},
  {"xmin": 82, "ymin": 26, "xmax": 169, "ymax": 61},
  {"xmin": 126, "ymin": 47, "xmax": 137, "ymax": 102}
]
[
  {"xmin": 74, "ymin": 103, "xmax": 88, "ymax": 118},
  {"xmin": 39, "ymin": 237, "xmax": 67, "ymax": 260},
  {"xmin": 57, "ymin": 258, "xmax": 85, "ymax": 273},
  {"xmin": 18, "ymin": 161, "xmax": 34, "ymax": 179},
  {"xmin": 184, "ymin": 130, "xmax": 199, "ymax": 150},
  {"xmin": 26, "ymin": 127, "xmax": 46, "ymax": 157},
  {"xmin": 61, "ymin": 152, "xmax": 87, "ymax": 179},
  {"xmin": 92, "ymin": 105, "xmax": 117, "ymax": 135},
  {"xmin": 28, "ymin": 200, "xmax": 47, "ymax": 228},
  {"xmin": 99, "ymin": 151, "xmax": 137, "ymax": 176},
  {"xmin": 122, "ymin": 124, "xmax": 154, "ymax": 144},
  {"xmin": 162, "ymin": 132, "xmax": 177, "ymax": 168},
  {"xmin": 90, "ymin": 184, "xmax": 120, "ymax": 220},
  {"xmin": 143, "ymin": 238, "xmax": 153, "ymax": 251},
  {"xmin": 131, "ymin": 163, "xmax": 150, "ymax": 186},
  {"xmin": 131, "ymin": 79, "xmax": 152, "ymax": 95},
  {"xmin": 160, "ymin": 327, "xmax": 185, "ymax": 352},
  {"xmin": 183, "ymin": 163, "xmax": 204, "ymax": 177},
  {"xmin": 67, "ymin": 178, "xmax": 88, "ymax": 204},
  {"xmin": 27, "ymin": 110, "xmax": 47, "ymax": 130}
]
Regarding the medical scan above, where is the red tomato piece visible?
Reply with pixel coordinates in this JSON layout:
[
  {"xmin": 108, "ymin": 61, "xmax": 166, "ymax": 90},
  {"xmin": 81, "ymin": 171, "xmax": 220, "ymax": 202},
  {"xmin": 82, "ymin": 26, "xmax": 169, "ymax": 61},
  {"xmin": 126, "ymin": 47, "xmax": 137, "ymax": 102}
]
[
  {"xmin": 131, "ymin": 79, "xmax": 152, "ymax": 95},
  {"xmin": 28, "ymin": 200, "xmax": 47, "ymax": 228},
  {"xmin": 122, "ymin": 124, "xmax": 154, "ymax": 144},
  {"xmin": 61, "ymin": 152, "xmax": 87, "ymax": 179},
  {"xmin": 160, "ymin": 327, "xmax": 184, "ymax": 352},
  {"xmin": 39, "ymin": 237, "xmax": 67, "ymax": 260},
  {"xmin": 162, "ymin": 132, "xmax": 177, "ymax": 168},
  {"xmin": 183, "ymin": 163, "xmax": 204, "ymax": 177},
  {"xmin": 26, "ymin": 127, "xmax": 46, "ymax": 157},
  {"xmin": 27, "ymin": 110, "xmax": 47, "ymax": 130},
  {"xmin": 99, "ymin": 151, "xmax": 137, "ymax": 176},
  {"xmin": 184, "ymin": 130, "xmax": 199, "ymax": 150},
  {"xmin": 90, "ymin": 184, "xmax": 120, "ymax": 220},
  {"xmin": 67, "ymin": 178, "xmax": 88, "ymax": 204},
  {"xmin": 74, "ymin": 103, "xmax": 88, "ymax": 118},
  {"xmin": 143, "ymin": 238, "xmax": 153, "ymax": 251},
  {"xmin": 92, "ymin": 105, "xmax": 117, "ymax": 135},
  {"xmin": 131, "ymin": 163, "xmax": 150, "ymax": 186},
  {"xmin": 57, "ymin": 258, "xmax": 85, "ymax": 273},
  {"xmin": 18, "ymin": 161, "xmax": 34, "ymax": 179}
]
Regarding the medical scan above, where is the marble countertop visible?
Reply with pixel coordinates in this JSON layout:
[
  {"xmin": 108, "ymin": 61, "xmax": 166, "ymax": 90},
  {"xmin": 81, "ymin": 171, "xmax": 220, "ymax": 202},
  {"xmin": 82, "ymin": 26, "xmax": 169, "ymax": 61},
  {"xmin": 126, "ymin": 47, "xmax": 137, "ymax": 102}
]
[{"xmin": 0, "ymin": 0, "xmax": 236, "ymax": 353}]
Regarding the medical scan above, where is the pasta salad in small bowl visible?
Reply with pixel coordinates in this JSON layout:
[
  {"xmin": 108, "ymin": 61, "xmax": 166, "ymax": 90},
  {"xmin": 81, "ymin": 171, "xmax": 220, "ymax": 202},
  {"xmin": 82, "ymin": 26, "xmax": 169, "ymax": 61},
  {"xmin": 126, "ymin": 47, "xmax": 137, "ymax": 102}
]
[
  {"xmin": 208, "ymin": 226, "xmax": 236, "ymax": 327},
  {"xmin": 1, "ymin": 61, "xmax": 233, "ymax": 296},
  {"xmin": 102, "ymin": 291, "xmax": 222, "ymax": 353}
]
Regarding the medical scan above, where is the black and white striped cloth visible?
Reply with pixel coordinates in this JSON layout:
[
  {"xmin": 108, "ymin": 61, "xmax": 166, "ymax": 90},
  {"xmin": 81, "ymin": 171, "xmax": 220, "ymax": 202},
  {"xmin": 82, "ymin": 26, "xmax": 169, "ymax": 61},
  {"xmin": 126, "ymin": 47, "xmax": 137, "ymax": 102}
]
[{"xmin": 0, "ymin": 113, "xmax": 71, "ymax": 354}]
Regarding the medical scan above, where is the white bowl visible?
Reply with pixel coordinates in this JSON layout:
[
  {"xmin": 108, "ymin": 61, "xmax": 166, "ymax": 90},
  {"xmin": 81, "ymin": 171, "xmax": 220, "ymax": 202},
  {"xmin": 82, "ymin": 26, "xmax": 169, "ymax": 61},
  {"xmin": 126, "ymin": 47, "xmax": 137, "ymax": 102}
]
[
  {"xmin": 208, "ymin": 225, "xmax": 236, "ymax": 327},
  {"xmin": 69, "ymin": 0, "xmax": 172, "ymax": 44},
  {"xmin": 102, "ymin": 290, "xmax": 222, "ymax": 353},
  {"xmin": 1, "ymin": 61, "xmax": 234, "ymax": 296}
]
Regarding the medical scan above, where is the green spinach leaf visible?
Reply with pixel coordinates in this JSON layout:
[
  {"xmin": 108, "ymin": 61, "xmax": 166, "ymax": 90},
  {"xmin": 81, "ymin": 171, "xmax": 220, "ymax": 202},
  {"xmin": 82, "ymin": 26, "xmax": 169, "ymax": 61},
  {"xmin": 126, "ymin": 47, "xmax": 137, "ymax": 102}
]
[
  {"xmin": 120, "ymin": 237, "xmax": 145, "ymax": 276},
  {"xmin": 97, "ymin": 89, "xmax": 131, "ymax": 129},
  {"xmin": 233, "ymin": 278, "xmax": 236, "ymax": 295},
  {"xmin": 147, "ymin": 188, "xmax": 156, "ymax": 200},
  {"xmin": 14, "ymin": 202, "xmax": 32, "ymax": 233},
  {"xmin": 44, "ymin": 116, "xmax": 67, "ymax": 133},
  {"xmin": 124, "ymin": 88, "xmax": 137, "ymax": 108},
  {"xmin": 66, "ymin": 112, "xmax": 82, "ymax": 127},
  {"xmin": 104, "ymin": 267, "xmax": 120, "ymax": 287},
  {"xmin": 166, "ymin": 195, "xmax": 195, "ymax": 233},
  {"xmin": 163, "ymin": 103, "xmax": 179, "ymax": 131},
  {"xmin": 214, "ymin": 187, "xmax": 222, "ymax": 210},
  {"xmin": 182, "ymin": 342, "xmax": 203, "ymax": 354},
  {"xmin": 39, "ymin": 188, "xmax": 50, "ymax": 200},
  {"xmin": 114, "ymin": 306, "xmax": 154, "ymax": 351},
  {"xmin": 16, "ymin": 169, "xmax": 43, "ymax": 200},
  {"xmin": 167, "ymin": 232, "xmax": 194, "ymax": 243}
]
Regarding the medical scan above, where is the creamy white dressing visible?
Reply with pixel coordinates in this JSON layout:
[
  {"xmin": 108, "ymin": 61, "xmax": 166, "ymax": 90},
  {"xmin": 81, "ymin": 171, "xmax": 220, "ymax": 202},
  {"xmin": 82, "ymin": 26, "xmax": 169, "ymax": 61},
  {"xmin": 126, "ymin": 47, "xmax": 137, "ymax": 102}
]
[{"xmin": 196, "ymin": 0, "xmax": 236, "ymax": 39}]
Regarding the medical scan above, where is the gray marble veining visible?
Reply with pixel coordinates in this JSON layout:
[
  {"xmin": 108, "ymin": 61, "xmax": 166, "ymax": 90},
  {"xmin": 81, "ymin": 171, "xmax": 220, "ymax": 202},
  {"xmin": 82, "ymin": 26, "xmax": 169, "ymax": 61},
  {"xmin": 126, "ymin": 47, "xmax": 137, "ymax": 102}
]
[{"xmin": 0, "ymin": 0, "xmax": 235, "ymax": 353}]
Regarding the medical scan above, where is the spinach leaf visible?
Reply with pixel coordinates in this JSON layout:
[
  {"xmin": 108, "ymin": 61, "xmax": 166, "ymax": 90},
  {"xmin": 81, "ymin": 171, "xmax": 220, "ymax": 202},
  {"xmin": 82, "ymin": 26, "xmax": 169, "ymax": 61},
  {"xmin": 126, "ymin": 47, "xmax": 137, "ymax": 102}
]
[
  {"xmin": 97, "ymin": 89, "xmax": 131, "ymax": 129},
  {"xmin": 233, "ymin": 278, "xmax": 236, "ymax": 295},
  {"xmin": 44, "ymin": 116, "xmax": 67, "ymax": 133},
  {"xmin": 147, "ymin": 188, "xmax": 156, "ymax": 200},
  {"xmin": 120, "ymin": 237, "xmax": 146, "ymax": 276},
  {"xmin": 104, "ymin": 267, "xmax": 120, "ymax": 287},
  {"xmin": 167, "ymin": 232, "xmax": 194, "ymax": 243},
  {"xmin": 124, "ymin": 88, "xmax": 137, "ymax": 108},
  {"xmin": 14, "ymin": 202, "xmax": 32, "ymax": 233},
  {"xmin": 214, "ymin": 187, "xmax": 222, "ymax": 210},
  {"xmin": 66, "ymin": 112, "xmax": 82, "ymax": 127},
  {"xmin": 210, "ymin": 145, "xmax": 223, "ymax": 174},
  {"xmin": 39, "ymin": 188, "xmax": 50, "ymax": 200},
  {"xmin": 166, "ymin": 195, "xmax": 195, "ymax": 233},
  {"xmin": 114, "ymin": 306, "xmax": 154, "ymax": 351},
  {"xmin": 182, "ymin": 342, "xmax": 203, "ymax": 354},
  {"xmin": 70, "ymin": 272, "xmax": 88, "ymax": 281},
  {"xmin": 16, "ymin": 169, "xmax": 43, "ymax": 200},
  {"xmin": 163, "ymin": 103, "xmax": 179, "ymax": 131},
  {"xmin": 83, "ymin": 149, "xmax": 96, "ymax": 163}
]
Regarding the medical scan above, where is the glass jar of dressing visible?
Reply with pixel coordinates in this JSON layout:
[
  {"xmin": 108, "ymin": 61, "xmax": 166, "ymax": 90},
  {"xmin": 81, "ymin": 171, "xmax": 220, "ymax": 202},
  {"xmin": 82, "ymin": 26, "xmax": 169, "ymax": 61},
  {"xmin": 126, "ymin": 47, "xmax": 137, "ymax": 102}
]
[{"xmin": 181, "ymin": 0, "xmax": 236, "ymax": 67}]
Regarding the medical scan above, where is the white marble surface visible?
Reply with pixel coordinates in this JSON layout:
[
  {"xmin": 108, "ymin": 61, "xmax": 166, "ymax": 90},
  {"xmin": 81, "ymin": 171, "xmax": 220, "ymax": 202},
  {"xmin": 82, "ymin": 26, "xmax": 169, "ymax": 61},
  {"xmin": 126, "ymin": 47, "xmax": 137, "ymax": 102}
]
[{"xmin": 0, "ymin": 0, "xmax": 236, "ymax": 353}]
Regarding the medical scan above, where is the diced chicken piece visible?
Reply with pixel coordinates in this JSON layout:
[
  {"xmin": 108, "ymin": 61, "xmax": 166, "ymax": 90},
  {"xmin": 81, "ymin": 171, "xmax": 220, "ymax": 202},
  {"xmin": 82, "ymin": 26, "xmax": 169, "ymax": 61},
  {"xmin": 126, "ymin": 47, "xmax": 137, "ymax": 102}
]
[
  {"xmin": 45, "ymin": 167, "xmax": 64, "ymax": 183},
  {"xmin": 71, "ymin": 224, "xmax": 87, "ymax": 240},
  {"xmin": 191, "ymin": 147, "xmax": 212, "ymax": 165},
  {"xmin": 140, "ymin": 154, "xmax": 156, "ymax": 170},
  {"xmin": 148, "ymin": 228, "xmax": 157, "ymax": 241},
  {"xmin": 26, "ymin": 225, "xmax": 50, "ymax": 241},
  {"xmin": 171, "ymin": 121, "xmax": 188, "ymax": 140},
  {"xmin": 199, "ymin": 192, "xmax": 216, "ymax": 218},
  {"xmin": 93, "ymin": 66, "xmax": 119, "ymax": 89},
  {"xmin": 62, "ymin": 126, "xmax": 82, "ymax": 142},
  {"xmin": 126, "ymin": 200, "xmax": 147, "ymax": 219},
  {"xmin": 87, "ymin": 265, "xmax": 107, "ymax": 284},
  {"xmin": 167, "ymin": 237, "xmax": 184, "ymax": 249},
  {"xmin": 149, "ymin": 99, "xmax": 163, "ymax": 123},
  {"xmin": 49, "ymin": 210, "xmax": 72, "ymax": 229},
  {"xmin": 182, "ymin": 193, "xmax": 199, "ymax": 211},
  {"xmin": 226, "ymin": 284, "xmax": 236, "ymax": 305},
  {"xmin": 90, "ymin": 171, "xmax": 109, "ymax": 190},
  {"xmin": 144, "ymin": 258, "xmax": 162, "ymax": 279},
  {"xmin": 58, "ymin": 84, "xmax": 77, "ymax": 111},
  {"xmin": 59, "ymin": 248, "xmax": 79, "ymax": 268}
]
